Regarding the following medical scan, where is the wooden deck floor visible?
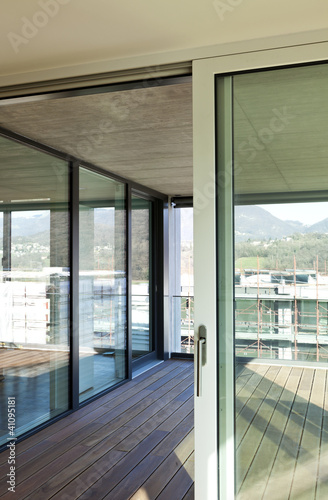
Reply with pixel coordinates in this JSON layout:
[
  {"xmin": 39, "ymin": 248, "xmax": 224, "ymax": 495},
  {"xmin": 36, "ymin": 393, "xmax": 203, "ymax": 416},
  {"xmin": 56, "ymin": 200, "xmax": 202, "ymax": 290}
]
[
  {"xmin": 236, "ymin": 362, "xmax": 328, "ymax": 500},
  {"xmin": 1, "ymin": 358, "xmax": 328, "ymax": 499},
  {"xmin": 0, "ymin": 359, "xmax": 194, "ymax": 500}
]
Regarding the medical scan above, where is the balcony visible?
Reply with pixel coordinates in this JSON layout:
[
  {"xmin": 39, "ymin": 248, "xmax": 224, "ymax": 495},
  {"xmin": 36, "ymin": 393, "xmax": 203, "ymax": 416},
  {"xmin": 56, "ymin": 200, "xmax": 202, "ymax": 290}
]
[{"xmin": 1, "ymin": 352, "xmax": 328, "ymax": 499}]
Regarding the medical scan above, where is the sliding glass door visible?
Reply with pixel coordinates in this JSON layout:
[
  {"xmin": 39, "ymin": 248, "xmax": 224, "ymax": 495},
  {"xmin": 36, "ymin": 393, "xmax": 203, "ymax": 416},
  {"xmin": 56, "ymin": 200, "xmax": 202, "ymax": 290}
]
[
  {"xmin": 0, "ymin": 136, "xmax": 70, "ymax": 446},
  {"xmin": 193, "ymin": 49, "xmax": 328, "ymax": 499},
  {"xmin": 79, "ymin": 167, "xmax": 127, "ymax": 402},
  {"xmin": 0, "ymin": 126, "xmax": 165, "ymax": 446},
  {"xmin": 78, "ymin": 173, "xmax": 162, "ymax": 400},
  {"xmin": 131, "ymin": 194, "xmax": 154, "ymax": 365},
  {"xmin": 233, "ymin": 63, "xmax": 328, "ymax": 500}
]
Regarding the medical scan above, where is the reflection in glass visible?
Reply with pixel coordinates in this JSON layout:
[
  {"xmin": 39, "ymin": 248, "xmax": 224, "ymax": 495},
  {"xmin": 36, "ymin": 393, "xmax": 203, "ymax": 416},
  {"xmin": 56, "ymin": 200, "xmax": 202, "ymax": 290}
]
[
  {"xmin": 79, "ymin": 168, "xmax": 126, "ymax": 403},
  {"xmin": 172, "ymin": 296, "xmax": 194, "ymax": 354},
  {"xmin": 0, "ymin": 212, "xmax": 3, "ymax": 272},
  {"xmin": 234, "ymin": 65, "xmax": 328, "ymax": 499},
  {"xmin": 172, "ymin": 207, "xmax": 194, "ymax": 353},
  {"xmin": 0, "ymin": 136, "xmax": 70, "ymax": 446},
  {"xmin": 131, "ymin": 196, "xmax": 152, "ymax": 359}
]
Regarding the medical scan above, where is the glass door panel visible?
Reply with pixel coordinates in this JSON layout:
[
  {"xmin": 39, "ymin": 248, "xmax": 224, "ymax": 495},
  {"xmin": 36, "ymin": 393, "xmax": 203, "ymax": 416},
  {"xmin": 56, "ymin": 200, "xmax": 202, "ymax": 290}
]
[
  {"xmin": 234, "ymin": 63, "xmax": 328, "ymax": 500},
  {"xmin": 131, "ymin": 195, "xmax": 153, "ymax": 360},
  {"xmin": 79, "ymin": 167, "xmax": 127, "ymax": 403},
  {"xmin": 0, "ymin": 136, "xmax": 70, "ymax": 446},
  {"xmin": 194, "ymin": 49, "xmax": 328, "ymax": 500}
]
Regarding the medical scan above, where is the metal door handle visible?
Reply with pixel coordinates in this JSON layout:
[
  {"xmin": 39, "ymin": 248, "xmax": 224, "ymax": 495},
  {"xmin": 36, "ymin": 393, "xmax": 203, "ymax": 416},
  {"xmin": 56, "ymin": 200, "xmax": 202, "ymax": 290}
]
[{"xmin": 196, "ymin": 325, "xmax": 207, "ymax": 397}]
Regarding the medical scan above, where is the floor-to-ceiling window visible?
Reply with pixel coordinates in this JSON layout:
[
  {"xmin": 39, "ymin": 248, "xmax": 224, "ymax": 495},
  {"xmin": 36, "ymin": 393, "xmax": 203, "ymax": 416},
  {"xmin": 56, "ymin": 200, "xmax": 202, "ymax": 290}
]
[
  {"xmin": 170, "ymin": 202, "xmax": 194, "ymax": 354},
  {"xmin": 131, "ymin": 194, "xmax": 153, "ymax": 360},
  {"xmin": 233, "ymin": 63, "xmax": 328, "ymax": 499},
  {"xmin": 0, "ymin": 128, "xmax": 167, "ymax": 448},
  {"xmin": 79, "ymin": 167, "xmax": 127, "ymax": 402},
  {"xmin": 0, "ymin": 76, "xmax": 188, "ymax": 449},
  {"xmin": 0, "ymin": 136, "xmax": 70, "ymax": 446}
]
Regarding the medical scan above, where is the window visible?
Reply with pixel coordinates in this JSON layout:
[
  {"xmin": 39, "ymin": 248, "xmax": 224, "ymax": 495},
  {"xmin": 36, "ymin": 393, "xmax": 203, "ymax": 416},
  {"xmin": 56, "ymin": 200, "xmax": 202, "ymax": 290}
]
[
  {"xmin": 79, "ymin": 167, "xmax": 127, "ymax": 402},
  {"xmin": 0, "ymin": 136, "xmax": 70, "ymax": 445}
]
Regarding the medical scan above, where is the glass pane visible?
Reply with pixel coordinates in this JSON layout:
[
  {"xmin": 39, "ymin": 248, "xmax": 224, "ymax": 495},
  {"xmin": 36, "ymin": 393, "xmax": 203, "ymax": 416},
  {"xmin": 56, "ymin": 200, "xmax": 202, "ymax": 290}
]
[
  {"xmin": 234, "ymin": 64, "xmax": 328, "ymax": 499},
  {"xmin": 79, "ymin": 167, "xmax": 126, "ymax": 403},
  {"xmin": 131, "ymin": 196, "xmax": 152, "ymax": 359},
  {"xmin": 0, "ymin": 136, "xmax": 70, "ymax": 446},
  {"xmin": 0, "ymin": 212, "xmax": 2, "ymax": 271},
  {"xmin": 171, "ymin": 207, "xmax": 194, "ymax": 353}
]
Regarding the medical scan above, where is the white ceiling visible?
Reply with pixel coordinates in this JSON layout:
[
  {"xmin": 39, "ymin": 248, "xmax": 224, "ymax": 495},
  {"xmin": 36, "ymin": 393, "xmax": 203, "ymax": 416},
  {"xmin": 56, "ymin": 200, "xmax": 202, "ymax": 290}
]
[
  {"xmin": 1, "ymin": 0, "xmax": 328, "ymax": 82},
  {"xmin": 1, "ymin": 63, "xmax": 328, "ymax": 200},
  {"xmin": 0, "ymin": 2, "xmax": 328, "ymax": 200}
]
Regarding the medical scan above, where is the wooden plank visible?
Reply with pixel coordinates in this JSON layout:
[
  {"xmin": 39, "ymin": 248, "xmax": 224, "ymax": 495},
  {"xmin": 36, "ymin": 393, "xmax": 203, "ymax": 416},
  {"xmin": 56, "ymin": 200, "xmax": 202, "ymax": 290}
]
[
  {"xmin": 237, "ymin": 366, "xmax": 301, "ymax": 499},
  {"xmin": 236, "ymin": 363, "xmax": 270, "ymax": 417},
  {"xmin": 116, "ymin": 392, "xmax": 193, "ymax": 453},
  {"xmin": 289, "ymin": 369, "xmax": 326, "ymax": 500},
  {"xmin": 76, "ymin": 430, "xmax": 169, "ymax": 500},
  {"xmin": 44, "ymin": 449, "xmax": 127, "ymax": 500},
  {"xmin": 236, "ymin": 366, "xmax": 256, "ymax": 395},
  {"xmin": 6, "ymin": 357, "xmax": 328, "ymax": 499},
  {"xmin": 101, "ymin": 412, "xmax": 193, "ymax": 499},
  {"xmin": 94, "ymin": 365, "xmax": 192, "ymax": 427},
  {"xmin": 182, "ymin": 483, "xmax": 195, "ymax": 500},
  {"xmin": 0, "ymin": 359, "xmax": 184, "ymax": 465},
  {"xmin": 46, "ymin": 429, "xmax": 133, "ymax": 500},
  {"xmin": 52, "ymin": 401, "xmax": 193, "ymax": 500},
  {"xmin": 0, "ymin": 388, "xmax": 153, "ymax": 491},
  {"xmin": 0, "ymin": 363, "xmax": 193, "ymax": 499},
  {"xmin": 236, "ymin": 365, "xmax": 289, "ymax": 489},
  {"xmin": 156, "ymin": 451, "xmax": 194, "ymax": 500},
  {"xmin": 80, "ymin": 370, "xmax": 193, "ymax": 449},
  {"xmin": 311, "ymin": 369, "xmax": 328, "ymax": 500},
  {"xmin": 130, "ymin": 430, "xmax": 194, "ymax": 500},
  {"xmin": 0, "ymin": 360, "xmax": 141, "ymax": 464},
  {"xmin": 262, "ymin": 368, "xmax": 314, "ymax": 500},
  {"xmin": 0, "ymin": 363, "xmax": 191, "ymax": 498},
  {"xmin": 1, "ymin": 444, "xmax": 90, "ymax": 500},
  {"xmin": 0, "ymin": 421, "xmax": 104, "ymax": 488},
  {"xmin": 236, "ymin": 365, "xmax": 278, "ymax": 445},
  {"xmin": 151, "ymin": 409, "xmax": 194, "ymax": 458}
]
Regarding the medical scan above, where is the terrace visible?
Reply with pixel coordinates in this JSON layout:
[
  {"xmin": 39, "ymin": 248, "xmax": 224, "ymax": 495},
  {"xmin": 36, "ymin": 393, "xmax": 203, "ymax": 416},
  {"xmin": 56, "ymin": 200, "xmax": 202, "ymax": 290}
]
[
  {"xmin": 0, "ymin": 359, "xmax": 194, "ymax": 500},
  {"xmin": 1, "ymin": 355, "xmax": 328, "ymax": 499}
]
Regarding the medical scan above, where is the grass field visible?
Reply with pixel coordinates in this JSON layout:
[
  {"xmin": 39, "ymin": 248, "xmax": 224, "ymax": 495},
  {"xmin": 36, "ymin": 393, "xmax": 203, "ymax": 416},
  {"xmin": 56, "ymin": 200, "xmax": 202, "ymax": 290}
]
[{"xmin": 235, "ymin": 257, "xmax": 266, "ymax": 270}]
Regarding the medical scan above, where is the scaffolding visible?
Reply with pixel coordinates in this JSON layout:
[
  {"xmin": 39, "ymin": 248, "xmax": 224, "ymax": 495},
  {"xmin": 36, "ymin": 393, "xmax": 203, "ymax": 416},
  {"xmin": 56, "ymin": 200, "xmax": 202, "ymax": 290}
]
[{"xmin": 235, "ymin": 256, "xmax": 328, "ymax": 362}]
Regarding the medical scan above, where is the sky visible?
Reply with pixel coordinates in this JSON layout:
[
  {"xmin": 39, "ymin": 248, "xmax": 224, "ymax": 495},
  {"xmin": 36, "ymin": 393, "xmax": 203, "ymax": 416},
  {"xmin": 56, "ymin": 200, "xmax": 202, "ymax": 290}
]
[
  {"xmin": 1, "ymin": 204, "xmax": 327, "ymax": 227},
  {"xmin": 258, "ymin": 202, "xmax": 328, "ymax": 225}
]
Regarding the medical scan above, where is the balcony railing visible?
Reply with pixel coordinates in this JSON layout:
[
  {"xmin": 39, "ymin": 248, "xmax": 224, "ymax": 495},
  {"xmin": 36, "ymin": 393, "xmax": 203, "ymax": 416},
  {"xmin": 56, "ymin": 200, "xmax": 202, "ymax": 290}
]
[{"xmin": 172, "ymin": 295, "xmax": 194, "ymax": 354}]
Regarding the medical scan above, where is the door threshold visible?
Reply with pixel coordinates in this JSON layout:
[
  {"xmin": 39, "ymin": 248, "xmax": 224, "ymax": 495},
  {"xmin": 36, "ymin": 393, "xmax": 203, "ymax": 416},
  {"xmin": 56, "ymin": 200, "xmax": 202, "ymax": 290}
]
[{"xmin": 132, "ymin": 359, "xmax": 164, "ymax": 379}]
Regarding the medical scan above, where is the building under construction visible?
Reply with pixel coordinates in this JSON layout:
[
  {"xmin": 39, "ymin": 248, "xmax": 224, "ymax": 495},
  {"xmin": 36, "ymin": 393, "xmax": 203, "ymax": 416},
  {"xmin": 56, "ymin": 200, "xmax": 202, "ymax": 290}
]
[{"xmin": 235, "ymin": 260, "xmax": 328, "ymax": 362}]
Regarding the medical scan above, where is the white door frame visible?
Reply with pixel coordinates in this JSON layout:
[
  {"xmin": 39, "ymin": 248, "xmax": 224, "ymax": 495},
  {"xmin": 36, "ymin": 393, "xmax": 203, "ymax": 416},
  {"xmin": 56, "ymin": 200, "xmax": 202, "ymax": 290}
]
[{"xmin": 192, "ymin": 40, "xmax": 328, "ymax": 500}]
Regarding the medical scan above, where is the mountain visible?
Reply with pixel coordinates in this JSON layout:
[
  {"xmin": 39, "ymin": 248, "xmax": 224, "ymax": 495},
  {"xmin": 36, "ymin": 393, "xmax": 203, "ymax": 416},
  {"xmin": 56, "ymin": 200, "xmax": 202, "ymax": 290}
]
[
  {"xmin": 307, "ymin": 218, "xmax": 328, "ymax": 233},
  {"xmin": 235, "ymin": 206, "xmax": 328, "ymax": 242},
  {"xmin": 3, "ymin": 204, "xmax": 328, "ymax": 244},
  {"xmin": 235, "ymin": 206, "xmax": 302, "ymax": 242},
  {"xmin": 11, "ymin": 212, "xmax": 50, "ymax": 237}
]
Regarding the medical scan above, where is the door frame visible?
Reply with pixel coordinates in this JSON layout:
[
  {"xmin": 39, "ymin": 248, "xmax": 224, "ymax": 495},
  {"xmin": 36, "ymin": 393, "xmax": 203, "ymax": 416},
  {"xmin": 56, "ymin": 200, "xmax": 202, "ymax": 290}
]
[
  {"xmin": 192, "ymin": 41, "xmax": 328, "ymax": 500},
  {"xmin": 129, "ymin": 188, "xmax": 165, "ymax": 377}
]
